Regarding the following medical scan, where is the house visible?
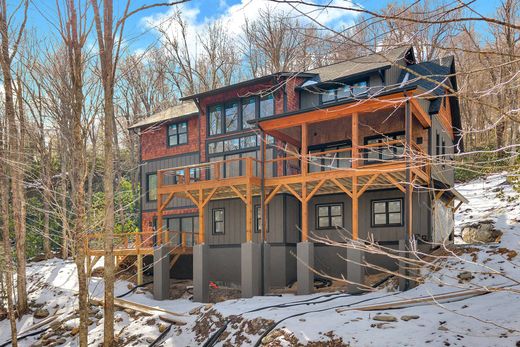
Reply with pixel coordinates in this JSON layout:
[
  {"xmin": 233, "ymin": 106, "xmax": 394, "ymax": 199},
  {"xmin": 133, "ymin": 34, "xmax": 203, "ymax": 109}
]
[{"xmin": 129, "ymin": 46, "xmax": 467, "ymax": 302}]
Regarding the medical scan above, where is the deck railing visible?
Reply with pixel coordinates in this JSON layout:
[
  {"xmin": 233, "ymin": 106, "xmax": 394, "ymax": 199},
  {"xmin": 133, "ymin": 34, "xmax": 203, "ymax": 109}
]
[
  {"xmin": 85, "ymin": 231, "xmax": 155, "ymax": 253},
  {"xmin": 157, "ymin": 140, "xmax": 430, "ymax": 188}
]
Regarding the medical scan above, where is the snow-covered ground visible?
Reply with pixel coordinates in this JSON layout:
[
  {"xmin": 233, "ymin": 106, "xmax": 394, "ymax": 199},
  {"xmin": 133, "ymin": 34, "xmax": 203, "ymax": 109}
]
[{"xmin": 1, "ymin": 173, "xmax": 519, "ymax": 346}]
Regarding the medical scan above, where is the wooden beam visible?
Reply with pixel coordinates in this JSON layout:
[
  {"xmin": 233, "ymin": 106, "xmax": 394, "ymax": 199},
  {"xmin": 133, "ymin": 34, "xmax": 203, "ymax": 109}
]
[
  {"xmin": 301, "ymin": 181, "xmax": 308, "ymax": 241},
  {"xmin": 230, "ymin": 185, "xmax": 247, "ymax": 203},
  {"xmin": 265, "ymin": 184, "xmax": 282, "ymax": 205},
  {"xmin": 184, "ymin": 190, "xmax": 199, "ymax": 207},
  {"xmin": 305, "ymin": 179, "xmax": 327, "ymax": 202},
  {"xmin": 198, "ymin": 188, "xmax": 205, "ymax": 244},
  {"xmin": 453, "ymin": 200, "xmax": 464, "ymax": 212},
  {"xmin": 259, "ymin": 92, "xmax": 412, "ymax": 131},
  {"xmin": 435, "ymin": 191, "xmax": 444, "ymax": 200},
  {"xmin": 352, "ymin": 112, "xmax": 359, "ymax": 169},
  {"xmin": 246, "ymin": 182, "xmax": 253, "ymax": 242},
  {"xmin": 137, "ymin": 254, "xmax": 143, "ymax": 285},
  {"xmin": 159, "ymin": 192, "xmax": 175, "ymax": 212},
  {"xmin": 330, "ymin": 177, "xmax": 353, "ymax": 198},
  {"xmin": 283, "ymin": 183, "xmax": 302, "ymax": 202},
  {"xmin": 202, "ymin": 187, "xmax": 219, "ymax": 207},
  {"xmin": 268, "ymin": 129, "xmax": 300, "ymax": 147},
  {"xmin": 157, "ymin": 193, "xmax": 163, "ymax": 245},
  {"xmin": 357, "ymin": 174, "xmax": 380, "ymax": 197},
  {"xmin": 383, "ymin": 173, "xmax": 406, "ymax": 193},
  {"xmin": 410, "ymin": 98, "xmax": 432, "ymax": 128}
]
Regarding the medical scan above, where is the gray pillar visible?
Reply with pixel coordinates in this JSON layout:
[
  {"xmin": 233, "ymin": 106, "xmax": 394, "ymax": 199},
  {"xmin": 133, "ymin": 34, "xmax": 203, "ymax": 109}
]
[
  {"xmin": 398, "ymin": 240, "xmax": 409, "ymax": 291},
  {"xmin": 297, "ymin": 241, "xmax": 314, "ymax": 295},
  {"xmin": 262, "ymin": 243, "xmax": 271, "ymax": 295},
  {"xmin": 241, "ymin": 242, "xmax": 262, "ymax": 298},
  {"xmin": 347, "ymin": 248, "xmax": 365, "ymax": 294},
  {"xmin": 193, "ymin": 244, "xmax": 210, "ymax": 303},
  {"xmin": 153, "ymin": 245, "xmax": 171, "ymax": 300}
]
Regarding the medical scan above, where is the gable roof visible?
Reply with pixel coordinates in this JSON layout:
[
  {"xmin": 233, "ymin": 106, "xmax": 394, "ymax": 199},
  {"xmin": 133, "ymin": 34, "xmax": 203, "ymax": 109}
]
[
  {"xmin": 307, "ymin": 45, "xmax": 413, "ymax": 83},
  {"xmin": 128, "ymin": 101, "xmax": 198, "ymax": 130}
]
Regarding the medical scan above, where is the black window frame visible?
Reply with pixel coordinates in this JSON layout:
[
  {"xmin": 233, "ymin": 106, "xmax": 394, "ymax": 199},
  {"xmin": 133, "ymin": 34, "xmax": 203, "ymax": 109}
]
[
  {"xmin": 315, "ymin": 203, "xmax": 344, "ymax": 230},
  {"xmin": 259, "ymin": 94, "xmax": 275, "ymax": 118},
  {"xmin": 254, "ymin": 204, "xmax": 269, "ymax": 233},
  {"xmin": 308, "ymin": 140, "xmax": 352, "ymax": 172},
  {"xmin": 167, "ymin": 121, "xmax": 188, "ymax": 147},
  {"xmin": 212, "ymin": 208, "xmax": 225, "ymax": 234},
  {"xmin": 363, "ymin": 131, "xmax": 405, "ymax": 164},
  {"xmin": 318, "ymin": 79, "xmax": 369, "ymax": 105},
  {"xmin": 371, "ymin": 198, "xmax": 403, "ymax": 227},
  {"xmin": 207, "ymin": 94, "xmax": 276, "ymax": 138},
  {"xmin": 146, "ymin": 172, "xmax": 157, "ymax": 202}
]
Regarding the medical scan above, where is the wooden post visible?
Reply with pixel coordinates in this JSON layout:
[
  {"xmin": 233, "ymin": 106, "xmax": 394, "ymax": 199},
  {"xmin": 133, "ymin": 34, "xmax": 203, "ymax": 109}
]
[
  {"xmin": 137, "ymin": 254, "xmax": 143, "ymax": 285},
  {"xmin": 198, "ymin": 188, "xmax": 205, "ymax": 244},
  {"xmin": 157, "ymin": 193, "xmax": 163, "ymax": 246},
  {"xmin": 301, "ymin": 123, "xmax": 309, "ymax": 241},
  {"xmin": 405, "ymin": 100, "xmax": 413, "ymax": 239},
  {"xmin": 351, "ymin": 112, "xmax": 359, "ymax": 168},
  {"xmin": 246, "ymin": 157, "xmax": 253, "ymax": 242}
]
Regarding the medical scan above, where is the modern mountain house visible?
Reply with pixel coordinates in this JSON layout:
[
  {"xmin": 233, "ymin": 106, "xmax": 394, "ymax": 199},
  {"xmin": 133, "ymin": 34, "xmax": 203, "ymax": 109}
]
[{"xmin": 124, "ymin": 46, "xmax": 467, "ymax": 302}]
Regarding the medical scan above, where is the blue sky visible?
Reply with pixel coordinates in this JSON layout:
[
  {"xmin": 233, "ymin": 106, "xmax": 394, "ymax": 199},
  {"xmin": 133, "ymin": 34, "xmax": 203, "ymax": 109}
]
[{"xmin": 24, "ymin": 0, "xmax": 501, "ymax": 53}]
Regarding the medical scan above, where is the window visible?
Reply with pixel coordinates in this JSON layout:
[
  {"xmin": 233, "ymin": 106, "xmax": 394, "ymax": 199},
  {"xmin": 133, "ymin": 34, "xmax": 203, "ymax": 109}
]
[
  {"xmin": 209, "ymin": 105, "xmax": 223, "ymax": 135},
  {"xmin": 352, "ymin": 81, "xmax": 368, "ymax": 96},
  {"xmin": 309, "ymin": 141, "xmax": 351, "ymax": 173},
  {"xmin": 364, "ymin": 133, "xmax": 405, "ymax": 164},
  {"xmin": 212, "ymin": 208, "xmax": 225, "ymax": 234},
  {"xmin": 259, "ymin": 94, "xmax": 274, "ymax": 118},
  {"xmin": 316, "ymin": 203, "xmax": 343, "ymax": 229},
  {"xmin": 371, "ymin": 199, "xmax": 403, "ymax": 227},
  {"xmin": 147, "ymin": 173, "xmax": 157, "ymax": 201},
  {"xmin": 320, "ymin": 80, "xmax": 369, "ymax": 104},
  {"xmin": 242, "ymin": 97, "xmax": 256, "ymax": 128},
  {"xmin": 254, "ymin": 205, "xmax": 268, "ymax": 233},
  {"xmin": 436, "ymin": 132, "xmax": 440, "ymax": 156},
  {"xmin": 167, "ymin": 121, "xmax": 188, "ymax": 146},
  {"xmin": 225, "ymin": 101, "xmax": 239, "ymax": 132}
]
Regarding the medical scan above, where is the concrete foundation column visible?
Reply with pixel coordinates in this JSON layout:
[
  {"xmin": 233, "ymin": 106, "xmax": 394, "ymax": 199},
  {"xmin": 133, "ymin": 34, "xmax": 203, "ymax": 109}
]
[
  {"xmin": 153, "ymin": 245, "xmax": 171, "ymax": 300},
  {"xmin": 241, "ymin": 242, "xmax": 262, "ymax": 298},
  {"xmin": 193, "ymin": 244, "xmax": 210, "ymax": 303},
  {"xmin": 399, "ymin": 240, "xmax": 410, "ymax": 291},
  {"xmin": 297, "ymin": 241, "xmax": 314, "ymax": 295},
  {"xmin": 347, "ymin": 248, "xmax": 365, "ymax": 293},
  {"xmin": 262, "ymin": 243, "xmax": 271, "ymax": 295}
]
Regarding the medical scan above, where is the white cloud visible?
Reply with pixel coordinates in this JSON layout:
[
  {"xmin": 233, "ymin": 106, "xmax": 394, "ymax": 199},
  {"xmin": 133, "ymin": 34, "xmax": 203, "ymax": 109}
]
[{"xmin": 141, "ymin": 0, "xmax": 359, "ymax": 59}]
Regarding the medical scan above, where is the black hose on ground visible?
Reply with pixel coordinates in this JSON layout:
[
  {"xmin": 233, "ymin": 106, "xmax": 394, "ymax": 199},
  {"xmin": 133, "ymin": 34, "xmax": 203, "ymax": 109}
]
[
  {"xmin": 116, "ymin": 280, "xmax": 153, "ymax": 298},
  {"xmin": 0, "ymin": 327, "xmax": 50, "ymax": 347},
  {"xmin": 148, "ymin": 323, "xmax": 172, "ymax": 347}
]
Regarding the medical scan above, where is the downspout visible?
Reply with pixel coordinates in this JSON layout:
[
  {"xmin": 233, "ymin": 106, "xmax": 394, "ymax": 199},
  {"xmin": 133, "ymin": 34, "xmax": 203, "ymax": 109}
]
[{"xmin": 259, "ymin": 124, "xmax": 267, "ymax": 295}]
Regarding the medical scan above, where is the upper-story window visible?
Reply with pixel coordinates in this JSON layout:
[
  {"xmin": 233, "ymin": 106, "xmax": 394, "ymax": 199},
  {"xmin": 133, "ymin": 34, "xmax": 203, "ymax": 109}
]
[
  {"xmin": 320, "ymin": 80, "xmax": 369, "ymax": 104},
  {"xmin": 146, "ymin": 173, "xmax": 157, "ymax": 201},
  {"xmin": 242, "ymin": 97, "xmax": 256, "ymax": 128},
  {"xmin": 225, "ymin": 101, "xmax": 239, "ymax": 132},
  {"xmin": 208, "ymin": 93, "xmax": 275, "ymax": 137},
  {"xmin": 259, "ymin": 94, "xmax": 274, "ymax": 118},
  {"xmin": 209, "ymin": 105, "xmax": 223, "ymax": 136},
  {"xmin": 168, "ymin": 121, "xmax": 188, "ymax": 147},
  {"xmin": 364, "ymin": 132, "xmax": 405, "ymax": 164}
]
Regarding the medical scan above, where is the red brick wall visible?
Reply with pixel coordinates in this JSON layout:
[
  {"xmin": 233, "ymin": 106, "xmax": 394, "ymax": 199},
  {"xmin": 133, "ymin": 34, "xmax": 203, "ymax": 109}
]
[{"xmin": 140, "ymin": 115, "xmax": 199, "ymax": 161}]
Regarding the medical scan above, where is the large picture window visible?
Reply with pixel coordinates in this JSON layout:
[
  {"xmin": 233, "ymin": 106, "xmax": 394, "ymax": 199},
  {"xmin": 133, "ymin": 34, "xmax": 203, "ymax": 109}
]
[
  {"xmin": 167, "ymin": 121, "xmax": 188, "ymax": 146},
  {"xmin": 146, "ymin": 173, "xmax": 157, "ymax": 201},
  {"xmin": 371, "ymin": 199, "xmax": 403, "ymax": 227},
  {"xmin": 212, "ymin": 208, "xmax": 225, "ymax": 234},
  {"xmin": 316, "ymin": 203, "xmax": 343, "ymax": 229}
]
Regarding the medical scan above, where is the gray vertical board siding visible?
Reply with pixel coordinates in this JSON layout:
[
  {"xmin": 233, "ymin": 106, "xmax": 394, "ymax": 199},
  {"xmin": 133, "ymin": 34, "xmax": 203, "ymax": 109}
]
[
  {"xmin": 284, "ymin": 195, "xmax": 301, "ymax": 244},
  {"xmin": 430, "ymin": 114, "xmax": 455, "ymax": 186},
  {"xmin": 141, "ymin": 153, "xmax": 199, "ymax": 211},
  {"xmin": 299, "ymin": 90, "xmax": 319, "ymax": 109},
  {"xmin": 205, "ymin": 195, "xmax": 286, "ymax": 245},
  {"xmin": 385, "ymin": 64, "xmax": 404, "ymax": 86},
  {"xmin": 308, "ymin": 194, "xmax": 353, "ymax": 242}
]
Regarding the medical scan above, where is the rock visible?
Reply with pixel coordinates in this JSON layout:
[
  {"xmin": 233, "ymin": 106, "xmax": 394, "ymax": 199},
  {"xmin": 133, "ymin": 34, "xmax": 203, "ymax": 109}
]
[
  {"xmin": 95, "ymin": 312, "xmax": 103, "ymax": 319},
  {"xmin": 438, "ymin": 325, "xmax": 449, "ymax": 331},
  {"xmin": 71, "ymin": 327, "xmax": 79, "ymax": 336},
  {"xmin": 158, "ymin": 324, "xmax": 169, "ymax": 333},
  {"xmin": 461, "ymin": 220, "xmax": 503, "ymax": 243},
  {"xmin": 49, "ymin": 320, "xmax": 62, "ymax": 330},
  {"xmin": 401, "ymin": 315, "xmax": 420, "ymax": 321},
  {"xmin": 56, "ymin": 338, "xmax": 67, "ymax": 344},
  {"xmin": 458, "ymin": 271, "xmax": 474, "ymax": 282},
  {"xmin": 34, "ymin": 308, "xmax": 50, "ymax": 319},
  {"xmin": 373, "ymin": 314, "xmax": 397, "ymax": 322}
]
